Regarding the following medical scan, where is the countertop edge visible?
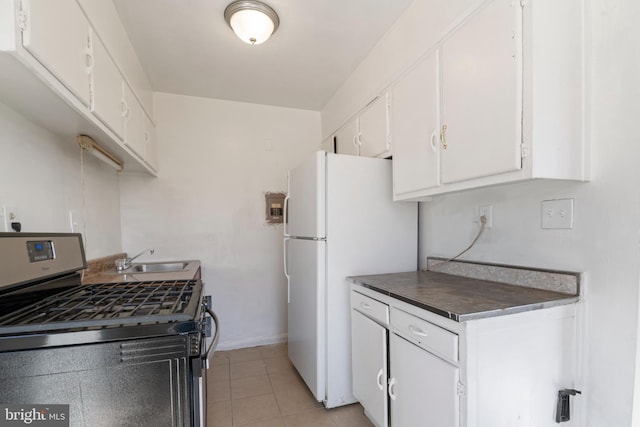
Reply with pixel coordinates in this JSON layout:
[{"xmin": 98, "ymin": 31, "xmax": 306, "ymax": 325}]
[{"xmin": 347, "ymin": 275, "xmax": 580, "ymax": 322}]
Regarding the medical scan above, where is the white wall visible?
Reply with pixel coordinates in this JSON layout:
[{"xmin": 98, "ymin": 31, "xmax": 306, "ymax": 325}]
[
  {"xmin": 321, "ymin": 0, "xmax": 640, "ymax": 424},
  {"xmin": 0, "ymin": 100, "xmax": 122, "ymax": 259},
  {"xmin": 119, "ymin": 92, "xmax": 321, "ymax": 349}
]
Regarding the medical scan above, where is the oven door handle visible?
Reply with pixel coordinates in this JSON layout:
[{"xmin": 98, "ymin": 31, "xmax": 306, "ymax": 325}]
[{"xmin": 204, "ymin": 307, "xmax": 220, "ymax": 369}]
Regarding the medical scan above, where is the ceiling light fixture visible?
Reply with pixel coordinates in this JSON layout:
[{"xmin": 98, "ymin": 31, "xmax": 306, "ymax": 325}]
[{"xmin": 224, "ymin": 0, "xmax": 280, "ymax": 45}]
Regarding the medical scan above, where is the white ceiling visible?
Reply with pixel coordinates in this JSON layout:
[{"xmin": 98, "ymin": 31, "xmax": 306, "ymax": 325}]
[{"xmin": 113, "ymin": 0, "xmax": 414, "ymax": 111}]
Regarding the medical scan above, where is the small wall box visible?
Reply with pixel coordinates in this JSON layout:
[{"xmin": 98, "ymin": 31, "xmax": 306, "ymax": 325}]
[{"xmin": 265, "ymin": 192, "xmax": 286, "ymax": 224}]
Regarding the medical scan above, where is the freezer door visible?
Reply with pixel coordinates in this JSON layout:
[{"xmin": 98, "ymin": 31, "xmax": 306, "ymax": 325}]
[
  {"xmin": 287, "ymin": 151, "xmax": 326, "ymax": 238},
  {"xmin": 287, "ymin": 238, "xmax": 326, "ymax": 402}
]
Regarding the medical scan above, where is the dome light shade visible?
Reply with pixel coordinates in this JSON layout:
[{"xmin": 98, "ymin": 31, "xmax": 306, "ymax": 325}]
[{"xmin": 224, "ymin": 1, "xmax": 280, "ymax": 45}]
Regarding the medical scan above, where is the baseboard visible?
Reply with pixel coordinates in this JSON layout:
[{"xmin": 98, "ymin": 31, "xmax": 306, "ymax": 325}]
[{"xmin": 216, "ymin": 333, "xmax": 288, "ymax": 351}]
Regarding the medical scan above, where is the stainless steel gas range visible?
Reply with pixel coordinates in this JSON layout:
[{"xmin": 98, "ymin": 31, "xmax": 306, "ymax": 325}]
[{"xmin": 0, "ymin": 232, "xmax": 219, "ymax": 427}]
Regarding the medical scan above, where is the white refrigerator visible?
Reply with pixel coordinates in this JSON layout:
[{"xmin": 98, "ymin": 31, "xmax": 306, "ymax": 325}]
[{"xmin": 283, "ymin": 151, "xmax": 417, "ymax": 408}]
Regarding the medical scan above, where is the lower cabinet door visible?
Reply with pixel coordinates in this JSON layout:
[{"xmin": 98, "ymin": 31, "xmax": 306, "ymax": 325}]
[
  {"xmin": 352, "ymin": 310, "xmax": 388, "ymax": 427},
  {"xmin": 389, "ymin": 333, "xmax": 460, "ymax": 427}
]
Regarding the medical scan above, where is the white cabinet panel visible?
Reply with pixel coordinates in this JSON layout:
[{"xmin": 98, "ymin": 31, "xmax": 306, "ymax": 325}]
[
  {"xmin": 392, "ymin": 51, "xmax": 440, "ymax": 199},
  {"xmin": 123, "ymin": 83, "xmax": 145, "ymax": 159},
  {"xmin": 22, "ymin": 0, "xmax": 91, "ymax": 106},
  {"xmin": 440, "ymin": 0, "xmax": 522, "ymax": 184},
  {"xmin": 335, "ymin": 120, "xmax": 359, "ymax": 156},
  {"xmin": 351, "ymin": 310, "xmax": 388, "ymax": 427},
  {"xmin": 89, "ymin": 29, "xmax": 124, "ymax": 140},
  {"xmin": 390, "ymin": 333, "xmax": 460, "ymax": 427},
  {"xmin": 359, "ymin": 95, "xmax": 390, "ymax": 158},
  {"xmin": 144, "ymin": 114, "xmax": 158, "ymax": 171}
]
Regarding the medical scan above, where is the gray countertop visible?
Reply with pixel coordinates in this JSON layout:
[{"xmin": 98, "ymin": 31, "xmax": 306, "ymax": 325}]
[{"xmin": 347, "ymin": 270, "xmax": 579, "ymax": 322}]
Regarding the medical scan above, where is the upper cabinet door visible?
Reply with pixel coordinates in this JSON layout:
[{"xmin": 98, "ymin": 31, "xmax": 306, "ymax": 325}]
[
  {"xmin": 123, "ymin": 83, "xmax": 146, "ymax": 159},
  {"xmin": 89, "ymin": 29, "xmax": 124, "ymax": 140},
  {"xmin": 440, "ymin": 0, "xmax": 523, "ymax": 184},
  {"xmin": 335, "ymin": 119, "xmax": 359, "ymax": 156},
  {"xmin": 21, "ymin": 0, "xmax": 91, "ymax": 106},
  {"xmin": 144, "ymin": 114, "xmax": 158, "ymax": 171},
  {"xmin": 392, "ymin": 50, "xmax": 440, "ymax": 199},
  {"xmin": 358, "ymin": 94, "xmax": 390, "ymax": 158}
]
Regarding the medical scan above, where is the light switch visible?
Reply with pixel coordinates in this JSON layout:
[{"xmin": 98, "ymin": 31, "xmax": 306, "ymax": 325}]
[{"xmin": 541, "ymin": 199, "xmax": 574, "ymax": 229}]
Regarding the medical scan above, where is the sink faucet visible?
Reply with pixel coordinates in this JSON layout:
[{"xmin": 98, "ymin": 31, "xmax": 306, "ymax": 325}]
[{"xmin": 116, "ymin": 248, "xmax": 155, "ymax": 272}]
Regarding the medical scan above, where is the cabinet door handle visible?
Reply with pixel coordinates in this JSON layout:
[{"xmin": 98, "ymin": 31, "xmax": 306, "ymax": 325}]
[
  {"xmin": 388, "ymin": 377, "xmax": 397, "ymax": 400},
  {"xmin": 408, "ymin": 324, "xmax": 428, "ymax": 337},
  {"xmin": 440, "ymin": 124, "xmax": 448, "ymax": 150},
  {"xmin": 85, "ymin": 52, "xmax": 94, "ymax": 73},
  {"xmin": 360, "ymin": 302, "xmax": 372, "ymax": 310},
  {"xmin": 376, "ymin": 368, "xmax": 385, "ymax": 391},
  {"xmin": 430, "ymin": 130, "xmax": 438, "ymax": 153}
]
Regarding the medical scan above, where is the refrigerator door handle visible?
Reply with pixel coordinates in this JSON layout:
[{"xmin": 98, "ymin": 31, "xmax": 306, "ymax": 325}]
[{"xmin": 283, "ymin": 237, "xmax": 291, "ymax": 303}]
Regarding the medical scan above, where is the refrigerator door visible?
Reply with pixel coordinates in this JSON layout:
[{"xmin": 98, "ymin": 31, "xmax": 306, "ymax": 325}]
[
  {"xmin": 287, "ymin": 151, "xmax": 326, "ymax": 239},
  {"xmin": 323, "ymin": 153, "xmax": 418, "ymax": 408},
  {"xmin": 287, "ymin": 238, "xmax": 326, "ymax": 402}
]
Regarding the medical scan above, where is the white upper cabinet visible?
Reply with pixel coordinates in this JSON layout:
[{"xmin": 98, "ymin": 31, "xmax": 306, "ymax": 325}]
[
  {"xmin": 358, "ymin": 94, "xmax": 390, "ymax": 158},
  {"xmin": 332, "ymin": 93, "xmax": 391, "ymax": 159},
  {"xmin": 389, "ymin": 0, "xmax": 586, "ymax": 200},
  {"xmin": 89, "ymin": 28, "xmax": 124, "ymax": 140},
  {"xmin": 392, "ymin": 50, "xmax": 440, "ymax": 200},
  {"xmin": 0, "ymin": 0, "xmax": 157, "ymax": 174},
  {"xmin": 21, "ymin": 0, "xmax": 91, "ymax": 106},
  {"xmin": 440, "ymin": 0, "xmax": 522, "ymax": 184},
  {"xmin": 335, "ymin": 119, "xmax": 360, "ymax": 156},
  {"xmin": 123, "ymin": 83, "xmax": 146, "ymax": 159},
  {"xmin": 143, "ymin": 113, "xmax": 158, "ymax": 171}
]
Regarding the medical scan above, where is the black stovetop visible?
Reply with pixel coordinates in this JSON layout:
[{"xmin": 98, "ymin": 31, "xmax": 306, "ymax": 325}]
[{"xmin": 0, "ymin": 278, "xmax": 203, "ymax": 335}]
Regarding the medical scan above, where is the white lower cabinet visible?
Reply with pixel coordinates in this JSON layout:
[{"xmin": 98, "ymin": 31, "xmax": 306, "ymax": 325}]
[
  {"xmin": 390, "ymin": 333, "xmax": 460, "ymax": 427},
  {"xmin": 351, "ymin": 310, "xmax": 388, "ymax": 427},
  {"xmin": 350, "ymin": 286, "xmax": 579, "ymax": 427}
]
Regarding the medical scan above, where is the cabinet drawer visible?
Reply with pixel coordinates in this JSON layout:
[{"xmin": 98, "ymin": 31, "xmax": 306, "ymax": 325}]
[
  {"xmin": 391, "ymin": 308, "xmax": 458, "ymax": 363},
  {"xmin": 351, "ymin": 291, "xmax": 389, "ymax": 326}
]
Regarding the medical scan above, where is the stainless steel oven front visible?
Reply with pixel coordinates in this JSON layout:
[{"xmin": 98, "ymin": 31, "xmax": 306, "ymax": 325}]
[{"xmin": 0, "ymin": 232, "xmax": 219, "ymax": 427}]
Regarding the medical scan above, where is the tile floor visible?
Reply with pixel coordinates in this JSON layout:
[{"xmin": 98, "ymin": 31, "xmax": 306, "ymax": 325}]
[{"xmin": 207, "ymin": 343, "xmax": 374, "ymax": 427}]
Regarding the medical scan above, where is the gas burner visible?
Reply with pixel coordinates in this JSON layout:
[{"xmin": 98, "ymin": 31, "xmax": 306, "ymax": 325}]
[{"xmin": 0, "ymin": 280, "xmax": 202, "ymax": 335}]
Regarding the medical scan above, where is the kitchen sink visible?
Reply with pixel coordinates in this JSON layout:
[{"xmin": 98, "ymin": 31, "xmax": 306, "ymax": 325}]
[{"xmin": 130, "ymin": 262, "xmax": 189, "ymax": 273}]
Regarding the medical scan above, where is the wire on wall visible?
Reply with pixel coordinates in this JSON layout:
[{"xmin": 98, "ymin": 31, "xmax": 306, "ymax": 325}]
[{"xmin": 426, "ymin": 214, "xmax": 488, "ymax": 270}]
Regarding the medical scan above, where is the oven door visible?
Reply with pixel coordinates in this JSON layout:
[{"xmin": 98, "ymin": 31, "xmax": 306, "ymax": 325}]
[{"xmin": 192, "ymin": 298, "xmax": 220, "ymax": 427}]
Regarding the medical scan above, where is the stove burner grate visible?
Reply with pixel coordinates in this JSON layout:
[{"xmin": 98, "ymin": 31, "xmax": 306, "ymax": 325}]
[{"xmin": 0, "ymin": 280, "xmax": 201, "ymax": 334}]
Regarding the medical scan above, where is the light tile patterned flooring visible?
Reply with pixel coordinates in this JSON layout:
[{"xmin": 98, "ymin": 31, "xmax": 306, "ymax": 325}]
[{"xmin": 207, "ymin": 343, "xmax": 374, "ymax": 427}]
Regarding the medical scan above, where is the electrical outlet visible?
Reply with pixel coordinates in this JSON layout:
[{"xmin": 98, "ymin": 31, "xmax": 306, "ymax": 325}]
[
  {"xmin": 1, "ymin": 205, "xmax": 18, "ymax": 232},
  {"xmin": 542, "ymin": 199, "xmax": 574, "ymax": 229},
  {"xmin": 475, "ymin": 204, "xmax": 493, "ymax": 228},
  {"xmin": 7, "ymin": 206, "xmax": 19, "ymax": 232}
]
